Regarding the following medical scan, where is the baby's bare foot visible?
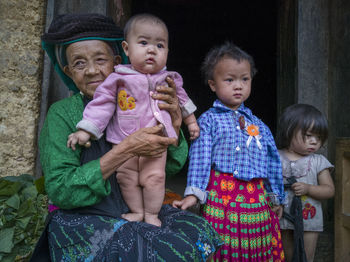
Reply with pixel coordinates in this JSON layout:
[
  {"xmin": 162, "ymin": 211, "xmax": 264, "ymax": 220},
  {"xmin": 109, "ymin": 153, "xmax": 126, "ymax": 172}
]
[
  {"xmin": 121, "ymin": 212, "xmax": 144, "ymax": 222},
  {"xmin": 144, "ymin": 213, "xmax": 161, "ymax": 227}
]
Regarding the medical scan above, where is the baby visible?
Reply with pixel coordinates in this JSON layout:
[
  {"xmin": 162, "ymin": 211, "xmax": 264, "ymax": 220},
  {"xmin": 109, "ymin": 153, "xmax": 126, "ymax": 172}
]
[{"xmin": 68, "ymin": 13, "xmax": 199, "ymax": 226}]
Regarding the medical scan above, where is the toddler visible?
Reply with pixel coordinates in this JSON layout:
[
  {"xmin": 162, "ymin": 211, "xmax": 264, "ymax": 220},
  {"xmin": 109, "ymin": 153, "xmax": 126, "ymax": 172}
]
[
  {"xmin": 173, "ymin": 42, "xmax": 285, "ymax": 261},
  {"xmin": 276, "ymin": 104, "xmax": 335, "ymax": 262},
  {"xmin": 68, "ymin": 13, "xmax": 199, "ymax": 226}
]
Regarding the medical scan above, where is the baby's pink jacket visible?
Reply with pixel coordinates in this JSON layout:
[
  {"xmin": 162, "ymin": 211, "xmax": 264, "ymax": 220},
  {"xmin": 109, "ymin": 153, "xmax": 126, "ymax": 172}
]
[{"xmin": 76, "ymin": 64, "xmax": 196, "ymax": 144}]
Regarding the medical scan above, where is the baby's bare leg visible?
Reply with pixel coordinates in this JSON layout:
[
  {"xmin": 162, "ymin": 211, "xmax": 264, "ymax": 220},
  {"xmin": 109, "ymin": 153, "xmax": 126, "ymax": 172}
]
[
  {"xmin": 139, "ymin": 152, "xmax": 167, "ymax": 227},
  {"xmin": 117, "ymin": 156, "xmax": 144, "ymax": 222}
]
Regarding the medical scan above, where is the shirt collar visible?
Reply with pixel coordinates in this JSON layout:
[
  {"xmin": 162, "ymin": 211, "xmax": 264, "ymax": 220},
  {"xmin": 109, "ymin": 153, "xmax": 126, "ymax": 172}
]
[{"xmin": 213, "ymin": 99, "xmax": 253, "ymax": 119}]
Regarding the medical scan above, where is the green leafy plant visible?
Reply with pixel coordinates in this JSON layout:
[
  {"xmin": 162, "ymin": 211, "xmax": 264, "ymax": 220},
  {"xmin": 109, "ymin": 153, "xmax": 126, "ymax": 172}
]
[{"xmin": 0, "ymin": 174, "xmax": 47, "ymax": 261}]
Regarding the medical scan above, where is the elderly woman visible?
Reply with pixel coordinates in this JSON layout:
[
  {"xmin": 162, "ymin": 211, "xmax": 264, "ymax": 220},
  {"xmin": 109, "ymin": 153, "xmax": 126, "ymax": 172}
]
[{"xmin": 31, "ymin": 13, "xmax": 222, "ymax": 261}]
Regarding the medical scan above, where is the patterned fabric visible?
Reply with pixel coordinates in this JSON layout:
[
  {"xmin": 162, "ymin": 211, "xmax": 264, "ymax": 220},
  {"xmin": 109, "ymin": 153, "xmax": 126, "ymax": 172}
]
[
  {"xmin": 48, "ymin": 205, "xmax": 223, "ymax": 262},
  {"xmin": 202, "ymin": 170, "xmax": 285, "ymax": 262},
  {"xmin": 278, "ymin": 151, "xmax": 334, "ymax": 231},
  {"xmin": 186, "ymin": 100, "xmax": 284, "ymax": 204}
]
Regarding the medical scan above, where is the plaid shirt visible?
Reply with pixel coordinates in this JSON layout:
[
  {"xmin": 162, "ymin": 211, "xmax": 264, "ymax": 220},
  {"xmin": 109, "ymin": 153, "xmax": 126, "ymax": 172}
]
[{"xmin": 185, "ymin": 100, "xmax": 285, "ymax": 204}]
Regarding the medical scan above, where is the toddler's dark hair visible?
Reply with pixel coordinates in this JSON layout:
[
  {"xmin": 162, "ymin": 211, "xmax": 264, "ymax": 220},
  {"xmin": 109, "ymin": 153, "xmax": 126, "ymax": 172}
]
[
  {"xmin": 276, "ymin": 104, "xmax": 329, "ymax": 149},
  {"xmin": 201, "ymin": 41, "xmax": 257, "ymax": 84}
]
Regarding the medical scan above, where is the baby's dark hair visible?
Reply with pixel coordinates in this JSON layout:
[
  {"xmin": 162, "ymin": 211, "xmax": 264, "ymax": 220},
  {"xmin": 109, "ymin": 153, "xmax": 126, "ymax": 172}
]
[
  {"xmin": 201, "ymin": 41, "xmax": 257, "ymax": 84},
  {"xmin": 123, "ymin": 13, "xmax": 168, "ymax": 41},
  {"xmin": 276, "ymin": 104, "xmax": 329, "ymax": 149}
]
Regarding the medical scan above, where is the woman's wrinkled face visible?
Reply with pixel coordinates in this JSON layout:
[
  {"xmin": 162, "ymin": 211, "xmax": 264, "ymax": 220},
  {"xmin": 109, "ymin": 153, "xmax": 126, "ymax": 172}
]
[{"xmin": 64, "ymin": 40, "xmax": 119, "ymax": 98}]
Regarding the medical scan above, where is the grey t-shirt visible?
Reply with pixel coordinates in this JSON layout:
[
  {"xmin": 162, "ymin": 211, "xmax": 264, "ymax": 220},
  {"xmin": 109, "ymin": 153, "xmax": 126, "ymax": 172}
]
[{"xmin": 279, "ymin": 151, "xmax": 334, "ymax": 232}]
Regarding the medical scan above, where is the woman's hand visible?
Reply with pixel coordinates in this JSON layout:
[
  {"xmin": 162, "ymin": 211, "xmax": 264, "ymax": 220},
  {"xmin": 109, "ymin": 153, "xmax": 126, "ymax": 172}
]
[
  {"xmin": 172, "ymin": 195, "xmax": 198, "ymax": 210},
  {"xmin": 122, "ymin": 124, "xmax": 177, "ymax": 157},
  {"xmin": 152, "ymin": 77, "xmax": 182, "ymax": 137},
  {"xmin": 100, "ymin": 124, "xmax": 177, "ymax": 180}
]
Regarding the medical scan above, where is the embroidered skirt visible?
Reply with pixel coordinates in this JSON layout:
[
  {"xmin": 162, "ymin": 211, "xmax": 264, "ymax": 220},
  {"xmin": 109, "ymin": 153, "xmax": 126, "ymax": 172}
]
[
  {"xmin": 202, "ymin": 170, "xmax": 284, "ymax": 262},
  {"xmin": 47, "ymin": 205, "xmax": 222, "ymax": 261}
]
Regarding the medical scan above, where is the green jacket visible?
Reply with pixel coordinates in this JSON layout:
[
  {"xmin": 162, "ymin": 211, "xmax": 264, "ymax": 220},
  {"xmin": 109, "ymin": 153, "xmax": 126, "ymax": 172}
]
[{"xmin": 39, "ymin": 94, "xmax": 188, "ymax": 209}]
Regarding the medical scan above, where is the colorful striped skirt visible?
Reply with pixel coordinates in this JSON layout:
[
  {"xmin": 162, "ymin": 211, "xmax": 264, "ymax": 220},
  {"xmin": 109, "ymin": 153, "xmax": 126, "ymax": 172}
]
[{"xmin": 202, "ymin": 170, "xmax": 285, "ymax": 262}]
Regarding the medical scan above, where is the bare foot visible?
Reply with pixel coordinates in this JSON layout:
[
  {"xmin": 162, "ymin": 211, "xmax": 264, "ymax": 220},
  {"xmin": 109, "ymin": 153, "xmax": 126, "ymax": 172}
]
[
  {"xmin": 144, "ymin": 213, "xmax": 161, "ymax": 227},
  {"xmin": 121, "ymin": 212, "xmax": 144, "ymax": 222}
]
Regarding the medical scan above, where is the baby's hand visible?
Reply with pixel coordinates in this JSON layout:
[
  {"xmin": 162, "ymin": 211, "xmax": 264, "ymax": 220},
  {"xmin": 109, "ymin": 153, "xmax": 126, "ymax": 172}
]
[
  {"xmin": 187, "ymin": 122, "xmax": 200, "ymax": 140},
  {"xmin": 67, "ymin": 130, "xmax": 91, "ymax": 151}
]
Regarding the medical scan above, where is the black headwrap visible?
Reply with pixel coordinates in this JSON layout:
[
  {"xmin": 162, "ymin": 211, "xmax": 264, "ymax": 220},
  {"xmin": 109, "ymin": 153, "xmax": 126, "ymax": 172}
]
[{"xmin": 41, "ymin": 13, "xmax": 126, "ymax": 93}]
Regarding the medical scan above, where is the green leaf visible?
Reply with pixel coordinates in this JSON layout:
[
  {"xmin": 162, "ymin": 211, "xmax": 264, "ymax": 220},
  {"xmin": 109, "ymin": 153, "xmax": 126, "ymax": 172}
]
[
  {"xmin": 34, "ymin": 176, "xmax": 46, "ymax": 194},
  {"xmin": 0, "ymin": 253, "xmax": 16, "ymax": 262},
  {"xmin": 0, "ymin": 175, "xmax": 48, "ymax": 260},
  {"xmin": 0, "ymin": 180, "xmax": 21, "ymax": 196},
  {"xmin": 16, "ymin": 216, "xmax": 31, "ymax": 230},
  {"xmin": 0, "ymin": 227, "xmax": 14, "ymax": 253},
  {"xmin": 5, "ymin": 194, "xmax": 20, "ymax": 209},
  {"xmin": 17, "ymin": 199, "xmax": 35, "ymax": 218},
  {"xmin": 21, "ymin": 185, "xmax": 38, "ymax": 200}
]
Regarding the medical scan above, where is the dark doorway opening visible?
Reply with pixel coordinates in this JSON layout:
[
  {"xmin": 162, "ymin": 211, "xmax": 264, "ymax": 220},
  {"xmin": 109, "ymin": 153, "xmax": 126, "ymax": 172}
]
[{"xmin": 131, "ymin": 0, "xmax": 278, "ymax": 136}]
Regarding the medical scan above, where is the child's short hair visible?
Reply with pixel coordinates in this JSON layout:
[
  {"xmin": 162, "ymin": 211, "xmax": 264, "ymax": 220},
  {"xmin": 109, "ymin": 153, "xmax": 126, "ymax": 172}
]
[
  {"xmin": 201, "ymin": 41, "xmax": 257, "ymax": 84},
  {"xmin": 123, "ymin": 13, "xmax": 168, "ymax": 41},
  {"xmin": 276, "ymin": 104, "xmax": 329, "ymax": 149}
]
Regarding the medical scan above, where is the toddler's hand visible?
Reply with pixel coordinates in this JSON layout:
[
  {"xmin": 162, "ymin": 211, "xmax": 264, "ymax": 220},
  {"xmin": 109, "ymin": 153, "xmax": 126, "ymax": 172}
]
[
  {"xmin": 172, "ymin": 195, "xmax": 198, "ymax": 210},
  {"xmin": 271, "ymin": 205, "xmax": 283, "ymax": 219},
  {"xmin": 67, "ymin": 130, "xmax": 91, "ymax": 151},
  {"xmin": 187, "ymin": 122, "xmax": 200, "ymax": 140},
  {"xmin": 291, "ymin": 182, "xmax": 310, "ymax": 196}
]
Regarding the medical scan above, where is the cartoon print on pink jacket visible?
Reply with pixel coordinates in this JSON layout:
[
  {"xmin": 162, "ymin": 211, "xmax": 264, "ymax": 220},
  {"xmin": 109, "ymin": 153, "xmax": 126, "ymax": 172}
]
[{"xmin": 76, "ymin": 64, "xmax": 196, "ymax": 144}]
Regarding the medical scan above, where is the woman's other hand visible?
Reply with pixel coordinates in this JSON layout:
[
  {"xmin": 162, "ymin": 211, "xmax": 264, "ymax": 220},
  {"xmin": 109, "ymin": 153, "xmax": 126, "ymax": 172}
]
[
  {"xmin": 100, "ymin": 124, "xmax": 177, "ymax": 179},
  {"xmin": 152, "ymin": 77, "xmax": 182, "ymax": 136},
  {"xmin": 172, "ymin": 195, "xmax": 198, "ymax": 210},
  {"xmin": 122, "ymin": 124, "xmax": 177, "ymax": 158}
]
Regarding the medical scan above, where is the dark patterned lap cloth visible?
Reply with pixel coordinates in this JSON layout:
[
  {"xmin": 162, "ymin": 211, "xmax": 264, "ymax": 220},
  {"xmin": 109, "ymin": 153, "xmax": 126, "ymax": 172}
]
[{"xmin": 48, "ymin": 205, "xmax": 223, "ymax": 262}]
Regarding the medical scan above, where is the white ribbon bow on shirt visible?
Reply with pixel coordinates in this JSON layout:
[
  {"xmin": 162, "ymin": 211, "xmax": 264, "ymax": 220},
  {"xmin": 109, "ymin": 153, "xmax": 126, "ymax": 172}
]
[{"xmin": 246, "ymin": 124, "xmax": 262, "ymax": 150}]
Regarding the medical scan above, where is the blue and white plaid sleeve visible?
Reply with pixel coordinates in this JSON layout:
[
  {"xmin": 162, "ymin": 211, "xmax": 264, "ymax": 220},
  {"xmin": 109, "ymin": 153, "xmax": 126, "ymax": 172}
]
[
  {"xmin": 185, "ymin": 113, "xmax": 213, "ymax": 204},
  {"xmin": 264, "ymin": 125, "xmax": 285, "ymax": 205}
]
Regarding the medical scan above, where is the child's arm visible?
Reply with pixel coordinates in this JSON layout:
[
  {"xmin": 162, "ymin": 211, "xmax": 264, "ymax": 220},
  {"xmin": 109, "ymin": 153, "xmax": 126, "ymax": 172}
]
[
  {"xmin": 168, "ymin": 72, "xmax": 198, "ymax": 139},
  {"xmin": 271, "ymin": 205, "xmax": 283, "ymax": 219},
  {"xmin": 264, "ymin": 124, "xmax": 285, "ymax": 205},
  {"xmin": 172, "ymin": 195, "xmax": 198, "ymax": 210},
  {"xmin": 291, "ymin": 168, "xmax": 335, "ymax": 199},
  {"xmin": 183, "ymin": 113, "xmax": 200, "ymax": 140},
  {"xmin": 67, "ymin": 130, "xmax": 91, "ymax": 151}
]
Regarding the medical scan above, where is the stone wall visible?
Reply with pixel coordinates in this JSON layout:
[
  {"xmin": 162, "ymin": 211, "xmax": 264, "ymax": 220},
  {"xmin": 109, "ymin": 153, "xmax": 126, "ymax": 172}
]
[{"xmin": 0, "ymin": 0, "xmax": 46, "ymax": 177}]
